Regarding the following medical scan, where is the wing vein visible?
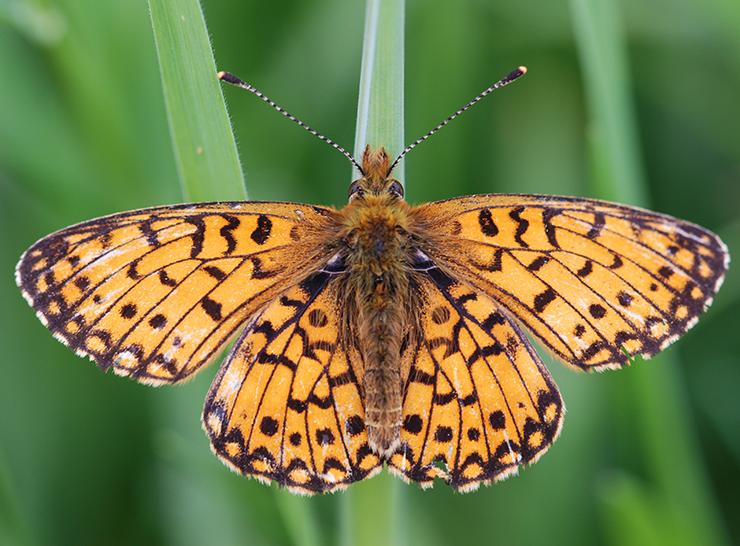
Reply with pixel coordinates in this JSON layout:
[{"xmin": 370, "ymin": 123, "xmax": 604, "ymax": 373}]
[{"xmin": 430, "ymin": 283, "xmax": 525, "ymax": 449}]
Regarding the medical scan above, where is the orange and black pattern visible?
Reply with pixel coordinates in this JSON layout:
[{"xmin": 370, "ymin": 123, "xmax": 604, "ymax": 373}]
[
  {"xmin": 388, "ymin": 270, "xmax": 562, "ymax": 492},
  {"xmin": 203, "ymin": 272, "xmax": 381, "ymax": 494},
  {"xmin": 16, "ymin": 192, "xmax": 728, "ymax": 494},
  {"xmin": 15, "ymin": 202, "xmax": 333, "ymax": 385},
  {"xmin": 415, "ymin": 194, "xmax": 729, "ymax": 371}
]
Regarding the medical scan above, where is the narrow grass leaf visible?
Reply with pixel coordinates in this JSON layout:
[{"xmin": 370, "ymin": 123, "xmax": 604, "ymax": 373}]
[
  {"xmin": 569, "ymin": 0, "xmax": 729, "ymax": 544},
  {"xmin": 148, "ymin": 0, "xmax": 245, "ymax": 201}
]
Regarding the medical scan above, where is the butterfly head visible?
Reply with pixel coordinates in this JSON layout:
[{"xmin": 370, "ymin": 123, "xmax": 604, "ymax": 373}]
[{"xmin": 348, "ymin": 145, "xmax": 404, "ymax": 202}]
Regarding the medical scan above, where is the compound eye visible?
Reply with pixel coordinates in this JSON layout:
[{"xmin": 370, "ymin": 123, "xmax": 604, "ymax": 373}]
[
  {"xmin": 348, "ymin": 181, "xmax": 365, "ymax": 201},
  {"xmin": 388, "ymin": 180, "xmax": 404, "ymax": 198}
]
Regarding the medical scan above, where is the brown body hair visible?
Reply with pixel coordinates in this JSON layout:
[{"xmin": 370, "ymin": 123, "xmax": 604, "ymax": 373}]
[{"xmin": 334, "ymin": 147, "xmax": 418, "ymax": 456}]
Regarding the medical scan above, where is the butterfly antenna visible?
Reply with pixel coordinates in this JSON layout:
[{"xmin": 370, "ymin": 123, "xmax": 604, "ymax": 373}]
[
  {"xmin": 218, "ymin": 71, "xmax": 365, "ymax": 175},
  {"xmin": 388, "ymin": 66, "xmax": 528, "ymax": 174}
]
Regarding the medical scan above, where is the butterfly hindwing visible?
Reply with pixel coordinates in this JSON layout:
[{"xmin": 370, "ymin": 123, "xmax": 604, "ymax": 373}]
[
  {"xmin": 414, "ymin": 194, "xmax": 729, "ymax": 370},
  {"xmin": 16, "ymin": 202, "xmax": 334, "ymax": 384},
  {"xmin": 202, "ymin": 272, "xmax": 381, "ymax": 494},
  {"xmin": 388, "ymin": 271, "xmax": 564, "ymax": 492}
]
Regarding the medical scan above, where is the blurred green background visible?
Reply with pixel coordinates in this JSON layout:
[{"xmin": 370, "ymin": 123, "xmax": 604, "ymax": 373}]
[{"xmin": 1, "ymin": 1, "xmax": 739, "ymax": 545}]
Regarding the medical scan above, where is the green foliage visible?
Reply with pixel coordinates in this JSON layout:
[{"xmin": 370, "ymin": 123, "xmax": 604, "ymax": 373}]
[
  {"xmin": 353, "ymin": 0, "xmax": 405, "ymax": 184},
  {"xmin": 0, "ymin": 1, "xmax": 738, "ymax": 545},
  {"xmin": 148, "ymin": 0, "xmax": 245, "ymax": 201},
  {"xmin": 570, "ymin": 2, "xmax": 728, "ymax": 544}
]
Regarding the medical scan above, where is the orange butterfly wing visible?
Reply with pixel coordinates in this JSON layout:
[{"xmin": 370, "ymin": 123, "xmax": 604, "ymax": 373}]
[
  {"xmin": 388, "ymin": 271, "xmax": 563, "ymax": 491},
  {"xmin": 202, "ymin": 271, "xmax": 381, "ymax": 493},
  {"xmin": 16, "ymin": 202, "xmax": 334, "ymax": 385},
  {"xmin": 413, "ymin": 194, "xmax": 729, "ymax": 370}
]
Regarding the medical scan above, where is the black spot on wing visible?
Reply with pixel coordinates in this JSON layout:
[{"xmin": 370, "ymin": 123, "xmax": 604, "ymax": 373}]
[
  {"xmin": 426, "ymin": 266, "xmax": 455, "ymax": 291},
  {"xmin": 403, "ymin": 414, "xmax": 423, "ymax": 434},
  {"xmin": 204, "ymin": 266, "xmax": 226, "ymax": 280},
  {"xmin": 478, "ymin": 209, "xmax": 499, "ymax": 237},
  {"xmin": 201, "ymin": 296, "xmax": 223, "ymax": 321},
  {"xmin": 433, "ymin": 392, "xmax": 457, "ymax": 405},
  {"xmin": 219, "ymin": 214, "xmax": 240, "ymax": 254},
  {"xmin": 577, "ymin": 260, "xmax": 593, "ymax": 278},
  {"xmin": 250, "ymin": 257, "xmax": 278, "ymax": 279},
  {"xmin": 345, "ymin": 416, "xmax": 365, "ymax": 436},
  {"xmin": 158, "ymin": 270, "xmax": 177, "ymax": 287},
  {"xmin": 260, "ymin": 416, "xmax": 279, "ymax": 436},
  {"xmin": 588, "ymin": 304, "xmax": 606, "ymax": 319},
  {"xmin": 586, "ymin": 213, "xmax": 605, "ymax": 239},
  {"xmin": 139, "ymin": 220, "xmax": 160, "ymax": 247},
  {"xmin": 315, "ymin": 428, "xmax": 335, "ymax": 446},
  {"xmin": 489, "ymin": 411, "xmax": 505, "ymax": 430},
  {"xmin": 186, "ymin": 216, "xmax": 206, "ymax": 258},
  {"xmin": 120, "ymin": 303, "xmax": 137, "ymax": 319},
  {"xmin": 434, "ymin": 426, "xmax": 453, "ymax": 442},
  {"xmin": 148, "ymin": 314, "xmax": 167, "ymax": 329},
  {"xmin": 533, "ymin": 288, "xmax": 556, "ymax": 313},
  {"xmin": 509, "ymin": 206, "xmax": 529, "ymax": 247},
  {"xmin": 127, "ymin": 262, "xmax": 141, "ymax": 280},
  {"xmin": 251, "ymin": 215, "xmax": 273, "ymax": 245},
  {"xmin": 617, "ymin": 291, "xmax": 633, "ymax": 307},
  {"xmin": 481, "ymin": 311, "xmax": 506, "ymax": 331},
  {"xmin": 542, "ymin": 208, "xmax": 560, "ymax": 248},
  {"xmin": 527, "ymin": 256, "xmax": 549, "ymax": 272}
]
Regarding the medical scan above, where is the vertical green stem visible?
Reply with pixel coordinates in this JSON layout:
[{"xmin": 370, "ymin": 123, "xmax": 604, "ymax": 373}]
[
  {"xmin": 353, "ymin": 0, "xmax": 406, "ymax": 185},
  {"xmin": 569, "ymin": 1, "xmax": 728, "ymax": 545},
  {"xmin": 342, "ymin": 1, "xmax": 406, "ymax": 546},
  {"xmin": 569, "ymin": 0, "xmax": 644, "ymax": 205},
  {"xmin": 273, "ymin": 494, "xmax": 321, "ymax": 546}
]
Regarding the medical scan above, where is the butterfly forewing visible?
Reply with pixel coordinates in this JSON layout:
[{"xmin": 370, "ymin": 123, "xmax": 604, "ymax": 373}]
[
  {"xmin": 414, "ymin": 194, "xmax": 729, "ymax": 371},
  {"xmin": 16, "ymin": 202, "xmax": 334, "ymax": 384},
  {"xmin": 388, "ymin": 271, "xmax": 563, "ymax": 491},
  {"xmin": 203, "ymin": 272, "xmax": 381, "ymax": 494}
]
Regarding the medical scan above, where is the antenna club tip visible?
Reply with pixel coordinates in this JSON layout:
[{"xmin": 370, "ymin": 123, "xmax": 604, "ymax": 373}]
[
  {"xmin": 504, "ymin": 66, "xmax": 528, "ymax": 82},
  {"xmin": 218, "ymin": 71, "xmax": 241, "ymax": 85}
]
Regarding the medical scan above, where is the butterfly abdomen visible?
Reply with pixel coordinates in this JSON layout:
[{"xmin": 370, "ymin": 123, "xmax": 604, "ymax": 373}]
[{"xmin": 340, "ymin": 195, "xmax": 414, "ymax": 456}]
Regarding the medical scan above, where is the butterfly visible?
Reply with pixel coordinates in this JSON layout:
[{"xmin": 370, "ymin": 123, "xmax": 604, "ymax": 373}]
[{"xmin": 15, "ymin": 67, "xmax": 729, "ymax": 495}]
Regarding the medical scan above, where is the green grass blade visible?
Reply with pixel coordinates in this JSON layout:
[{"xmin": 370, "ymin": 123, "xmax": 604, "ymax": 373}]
[
  {"xmin": 352, "ymin": 0, "xmax": 405, "ymax": 185},
  {"xmin": 569, "ymin": 1, "xmax": 729, "ymax": 545},
  {"xmin": 597, "ymin": 473, "xmax": 665, "ymax": 546},
  {"xmin": 148, "ymin": 0, "xmax": 245, "ymax": 201},
  {"xmin": 272, "ymin": 494, "xmax": 322, "ymax": 546},
  {"xmin": 342, "ymin": 1, "xmax": 406, "ymax": 546},
  {"xmin": 569, "ymin": 0, "xmax": 645, "ymax": 205}
]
